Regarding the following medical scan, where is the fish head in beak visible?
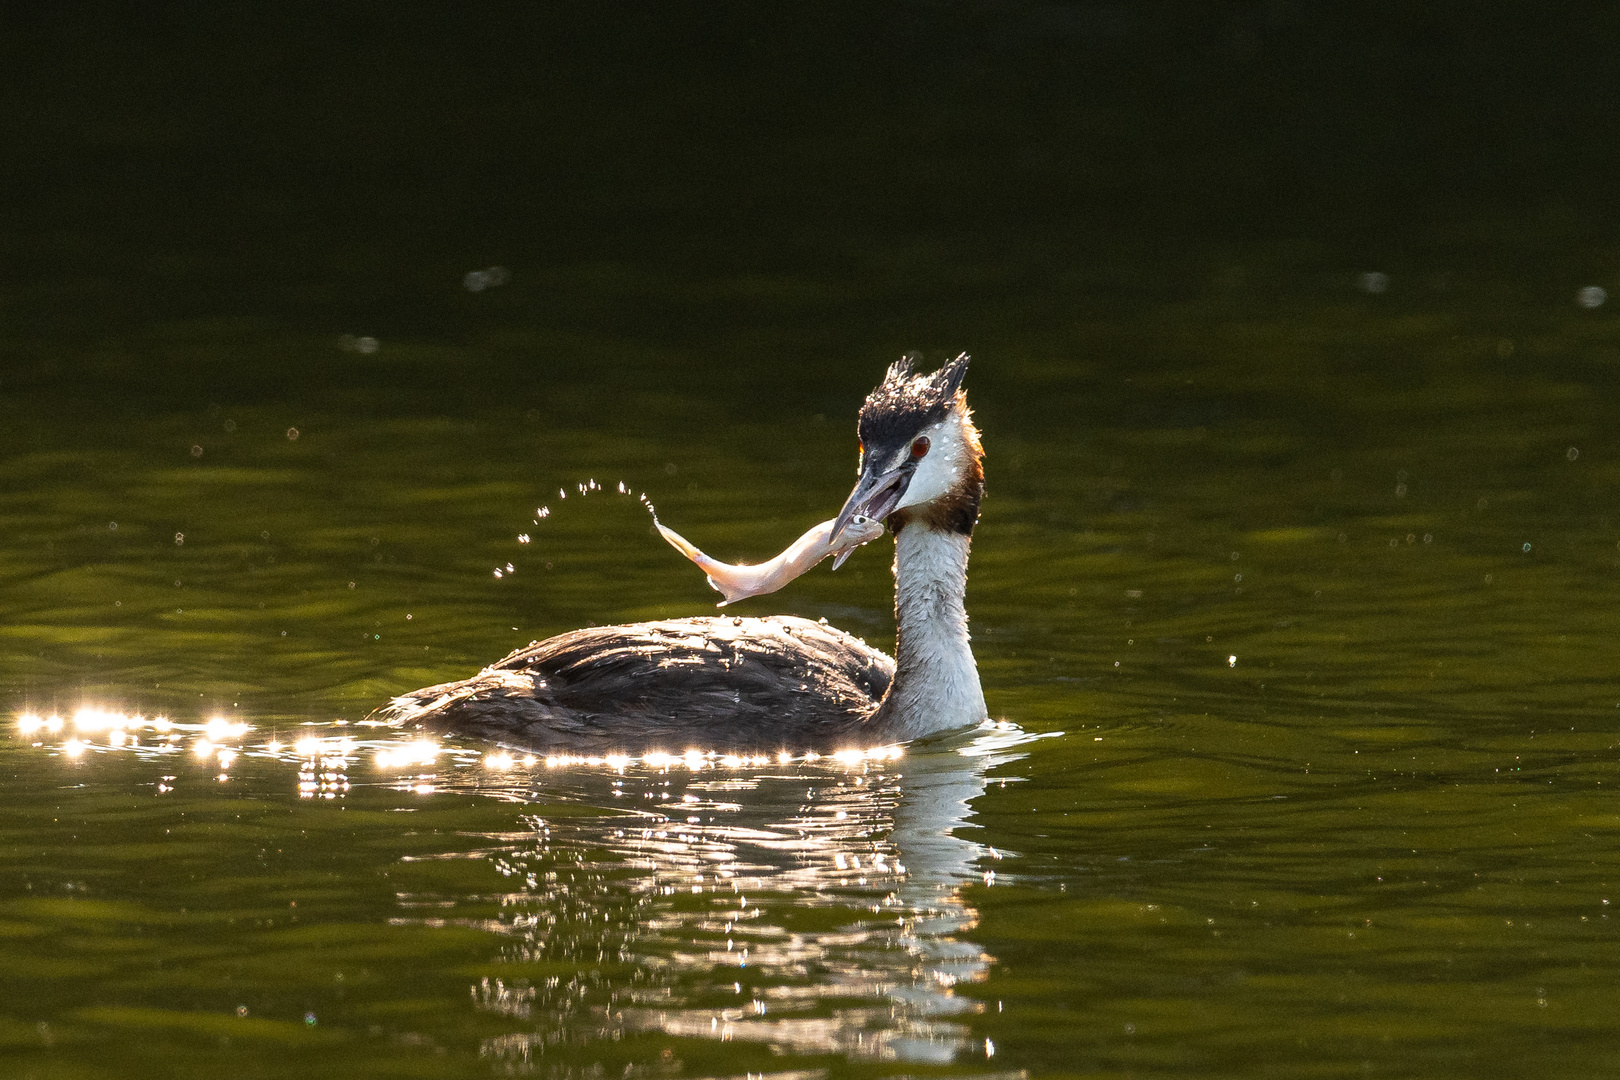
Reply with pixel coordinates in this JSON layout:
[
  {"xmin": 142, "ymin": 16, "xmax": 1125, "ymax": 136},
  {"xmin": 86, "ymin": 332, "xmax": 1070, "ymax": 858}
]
[{"xmin": 830, "ymin": 452, "xmax": 916, "ymax": 548}]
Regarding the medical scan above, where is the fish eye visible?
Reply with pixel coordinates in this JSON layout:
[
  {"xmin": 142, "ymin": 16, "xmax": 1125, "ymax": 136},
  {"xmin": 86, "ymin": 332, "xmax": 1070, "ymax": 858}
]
[{"xmin": 911, "ymin": 436, "xmax": 930, "ymax": 458}]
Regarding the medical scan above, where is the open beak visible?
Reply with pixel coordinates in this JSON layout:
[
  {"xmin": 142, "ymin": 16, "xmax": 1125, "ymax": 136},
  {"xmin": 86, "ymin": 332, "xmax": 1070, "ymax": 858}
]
[{"xmin": 830, "ymin": 457, "xmax": 915, "ymax": 554}]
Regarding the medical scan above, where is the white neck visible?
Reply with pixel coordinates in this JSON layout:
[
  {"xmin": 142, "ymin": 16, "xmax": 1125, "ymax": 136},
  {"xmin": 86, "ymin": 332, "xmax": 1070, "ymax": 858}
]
[{"xmin": 873, "ymin": 525, "xmax": 987, "ymax": 739}]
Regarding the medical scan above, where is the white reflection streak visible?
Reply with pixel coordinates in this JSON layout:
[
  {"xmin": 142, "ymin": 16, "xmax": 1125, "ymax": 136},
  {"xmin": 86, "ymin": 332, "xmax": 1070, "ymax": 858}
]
[
  {"xmin": 13, "ymin": 711, "xmax": 392, "ymax": 798},
  {"xmin": 294, "ymin": 735, "xmax": 354, "ymax": 800},
  {"xmin": 204, "ymin": 717, "xmax": 250, "ymax": 741},
  {"xmin": 12, "ymin": 704, "xmax": 1017, "ymax": 1062},
  {"xmin": 375, "ymin": 741, "xmax": 440, "ymax": 770},
  {"xmin": 14, "ymin": 708, "xmax": 222, "ymax": 752}
]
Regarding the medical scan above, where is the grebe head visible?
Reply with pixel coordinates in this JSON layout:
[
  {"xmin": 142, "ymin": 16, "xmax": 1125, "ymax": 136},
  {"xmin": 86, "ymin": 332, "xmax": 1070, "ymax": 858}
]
[{"xmin": 832, "ymin": 353, "xmax": 984, "ymax": 548}]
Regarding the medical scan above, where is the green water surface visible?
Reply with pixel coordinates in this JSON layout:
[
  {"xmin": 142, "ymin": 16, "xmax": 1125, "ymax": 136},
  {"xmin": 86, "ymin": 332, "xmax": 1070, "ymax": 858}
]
[
  {"xmin": 5, "ymin": 244, "xmax": 1620, "ymax": 1078},
  {"xmin": 6, "ymin": 8, "xmax": 1620, "ymax": 1077}
]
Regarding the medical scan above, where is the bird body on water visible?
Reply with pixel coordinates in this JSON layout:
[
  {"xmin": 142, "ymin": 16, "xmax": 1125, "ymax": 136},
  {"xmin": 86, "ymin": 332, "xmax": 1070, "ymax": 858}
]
[{"xmin": 377, "ymin": 355, "xmax": 988, "ymax": 752}]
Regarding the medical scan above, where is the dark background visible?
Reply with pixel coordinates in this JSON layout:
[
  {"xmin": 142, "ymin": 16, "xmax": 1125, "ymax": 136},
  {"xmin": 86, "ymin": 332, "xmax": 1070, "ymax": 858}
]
[
  {"xmin": 6, "ymin": 16, "xmax": 1620, "ymax": 1075},
  {"xmin": 3, "ymin": 3, "xmax": 1618, "ymax": 415}
]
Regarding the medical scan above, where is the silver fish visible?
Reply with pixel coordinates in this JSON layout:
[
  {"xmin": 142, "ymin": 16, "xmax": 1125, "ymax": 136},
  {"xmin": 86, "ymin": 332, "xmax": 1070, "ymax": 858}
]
[{"xmin": 657, "ymin": 515, "xmax": 885, "ymax": 606}]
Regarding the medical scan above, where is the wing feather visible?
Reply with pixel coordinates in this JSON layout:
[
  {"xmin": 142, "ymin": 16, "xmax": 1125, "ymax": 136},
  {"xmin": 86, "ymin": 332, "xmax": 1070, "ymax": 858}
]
[{"xmin": 376, "ymin": 616, "xmax": 894, "ymax": 752}]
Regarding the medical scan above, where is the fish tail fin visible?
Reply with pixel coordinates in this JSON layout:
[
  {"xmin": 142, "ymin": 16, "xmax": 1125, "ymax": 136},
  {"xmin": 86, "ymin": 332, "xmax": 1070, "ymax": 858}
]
[{"xmin": 656, "ymin": 522, "xmax": 702, "ymax": 560}]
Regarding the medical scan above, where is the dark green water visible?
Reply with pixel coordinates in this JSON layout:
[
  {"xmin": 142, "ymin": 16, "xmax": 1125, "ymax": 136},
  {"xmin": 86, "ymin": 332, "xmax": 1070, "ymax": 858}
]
[
  {"xmin": 7, "ymin": 247, "xmax": 1620, "ymax": 1078},
  {"xmin": 7, "ymin": 6, "xmax": 1620, "ymax": 1078}
]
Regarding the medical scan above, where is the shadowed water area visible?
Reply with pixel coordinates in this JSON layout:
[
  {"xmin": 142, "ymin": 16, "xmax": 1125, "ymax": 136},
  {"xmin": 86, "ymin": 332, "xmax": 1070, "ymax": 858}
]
[{"xmin": 5, "ymin": 6, "xmax": 1620, "ymax": 1078}]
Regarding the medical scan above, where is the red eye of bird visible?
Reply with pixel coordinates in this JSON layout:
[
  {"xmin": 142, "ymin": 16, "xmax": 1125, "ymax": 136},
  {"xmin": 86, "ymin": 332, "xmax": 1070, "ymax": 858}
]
[{"xmin": 911, "ymin": 436, "xmax": 930, "ymax": 459}]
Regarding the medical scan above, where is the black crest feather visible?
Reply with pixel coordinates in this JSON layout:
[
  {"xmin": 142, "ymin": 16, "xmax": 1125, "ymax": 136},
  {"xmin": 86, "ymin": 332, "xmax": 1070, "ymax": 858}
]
[{"xmin": 858, "ymin": 352, "xmax": 970, "ymax": 450}]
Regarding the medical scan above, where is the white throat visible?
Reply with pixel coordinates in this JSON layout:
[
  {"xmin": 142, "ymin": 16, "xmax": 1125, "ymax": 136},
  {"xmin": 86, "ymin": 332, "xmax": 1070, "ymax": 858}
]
[{"xmin": 873, "ymin": 524, "xmax": 987, "ymax": 739}]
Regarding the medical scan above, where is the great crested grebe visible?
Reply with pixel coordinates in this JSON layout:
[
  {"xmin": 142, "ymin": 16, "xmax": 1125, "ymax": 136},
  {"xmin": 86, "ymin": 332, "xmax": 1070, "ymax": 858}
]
[{"xmin": 376, "ymin": 354, "xmax": 987, "ymax": 751}]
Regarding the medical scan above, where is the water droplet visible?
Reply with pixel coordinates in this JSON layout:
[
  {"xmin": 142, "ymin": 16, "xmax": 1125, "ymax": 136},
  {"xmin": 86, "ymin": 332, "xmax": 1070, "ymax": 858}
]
[
  {"xmin": 463, "ymin": 266, "xmax": 509, "ymax": 292},
  {"xmin": 174, "ymin": 533, "xmax": 184, "ymax": 546},
  {"xmin": 1228, "ymin": 655, "xmax": 1237, "ymax": 667},
  {"xmin": 108, "ymin": 521, "xmax": 117, "ymax": 531},
  {"xmin": 286, "ymin": 427, "xmax": 300, "ymax": 441},
  {"xmin": 1568, "ymin": 446, "xmax": 1580, "ymax": 461},
  {"xmin": 1578, "ymin": 285, "xmax": 1607, "ymax": 308},
  {"xmin": 1358, "ymin": 271, "xmax": 1389, "ymax": 294},
  {"xmin": 1522, "ymin": 542, "xmax": 1532, "ymax": 552},
  {"xmin": 190, "ymin": 445, "xmax": 203, "ymax": 458}
]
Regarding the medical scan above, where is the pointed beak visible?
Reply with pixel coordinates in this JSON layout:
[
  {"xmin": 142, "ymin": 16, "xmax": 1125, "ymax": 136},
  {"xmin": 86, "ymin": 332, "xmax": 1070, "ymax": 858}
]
[{"xmin": 831, "ymin": 457, "xmax": 915, "ymax": 549}]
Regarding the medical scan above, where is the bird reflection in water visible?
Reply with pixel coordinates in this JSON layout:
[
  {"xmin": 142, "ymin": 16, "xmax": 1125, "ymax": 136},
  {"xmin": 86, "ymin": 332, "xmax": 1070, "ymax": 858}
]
[
  {"xmin": 399, "ymin": 725, "xmax": 1041, "ymax": 1068},
  {"xmin": 10, "ymin": 707, "xmax": 1045, "ymax": 1066}
]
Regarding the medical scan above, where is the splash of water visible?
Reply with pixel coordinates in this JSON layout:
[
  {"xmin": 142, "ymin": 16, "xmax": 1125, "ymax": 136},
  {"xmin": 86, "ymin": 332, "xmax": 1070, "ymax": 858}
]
[{"xmin": 494, "ymin": 477, "xmax": 661, "ymax": 581}]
